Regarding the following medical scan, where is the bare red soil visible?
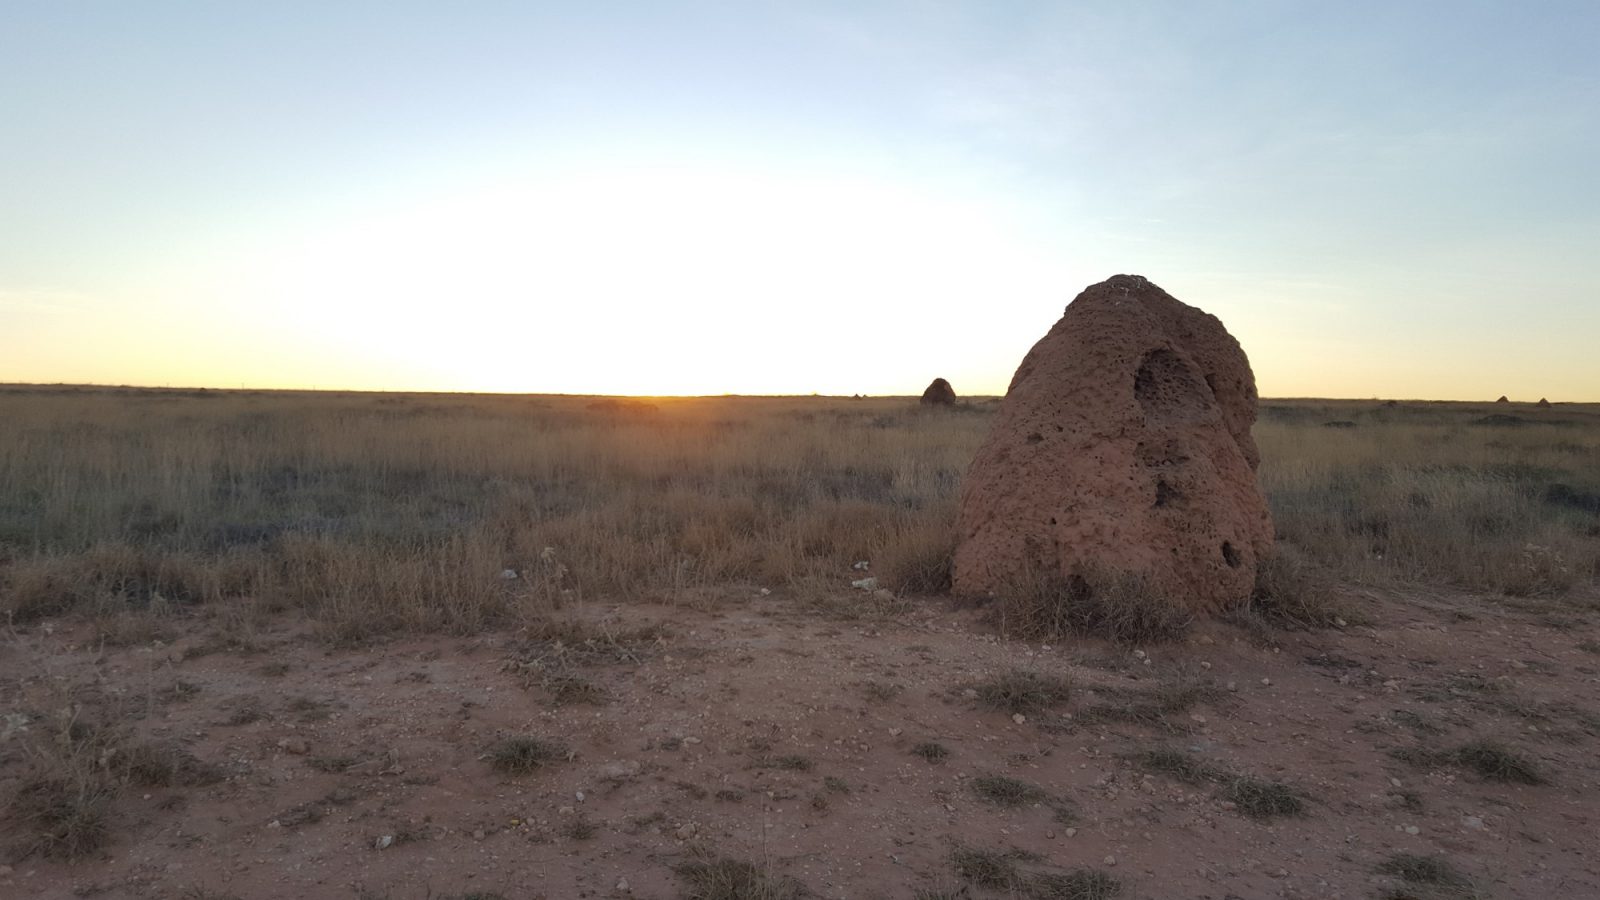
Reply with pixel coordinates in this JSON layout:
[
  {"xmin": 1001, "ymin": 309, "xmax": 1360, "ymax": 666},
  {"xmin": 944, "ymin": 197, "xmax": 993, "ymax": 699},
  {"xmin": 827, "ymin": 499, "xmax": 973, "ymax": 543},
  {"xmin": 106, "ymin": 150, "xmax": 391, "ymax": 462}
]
[{"xmin": 3, "ymin": 585, "xmax": 1597, "ymax": 899}]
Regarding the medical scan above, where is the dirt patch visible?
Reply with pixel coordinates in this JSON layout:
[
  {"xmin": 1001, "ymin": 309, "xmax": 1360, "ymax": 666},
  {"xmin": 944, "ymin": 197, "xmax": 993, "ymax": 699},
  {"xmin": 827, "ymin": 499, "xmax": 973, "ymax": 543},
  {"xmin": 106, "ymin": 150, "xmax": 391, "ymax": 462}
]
[{"xmin": 2, "ymin": 584, "xmax": 1598, "ymax": 898}]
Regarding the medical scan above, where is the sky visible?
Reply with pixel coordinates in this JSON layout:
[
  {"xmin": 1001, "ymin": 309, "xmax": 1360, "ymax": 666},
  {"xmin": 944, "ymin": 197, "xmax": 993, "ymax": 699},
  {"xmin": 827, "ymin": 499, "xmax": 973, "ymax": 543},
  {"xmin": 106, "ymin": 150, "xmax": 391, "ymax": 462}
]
[{"xmin": 2, "ymin": 1, "xmax": 1597, "ymax": 399}]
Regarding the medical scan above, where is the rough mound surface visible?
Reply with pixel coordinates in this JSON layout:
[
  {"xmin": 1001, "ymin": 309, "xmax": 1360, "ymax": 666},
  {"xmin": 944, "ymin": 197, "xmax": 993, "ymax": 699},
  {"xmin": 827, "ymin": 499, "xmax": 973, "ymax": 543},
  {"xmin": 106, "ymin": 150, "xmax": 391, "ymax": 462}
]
[
  {"xmin": 921, "ymin": 378, "xmax": 957, "ymax": 407},
  {"xmin": 953, "ymin": 275, "xmax": 1274, "ymax": 615}
]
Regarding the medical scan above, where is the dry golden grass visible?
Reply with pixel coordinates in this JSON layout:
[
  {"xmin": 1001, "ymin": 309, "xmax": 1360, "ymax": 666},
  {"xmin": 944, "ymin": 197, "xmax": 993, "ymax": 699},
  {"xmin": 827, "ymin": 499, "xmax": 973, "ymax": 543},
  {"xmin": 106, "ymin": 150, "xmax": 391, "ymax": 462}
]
[
  {"xmin": 0, "ymin": 388, "xmax": 985, "ymax": 638},
  {"xmin": 1257, "ymin": 399, "xmax": 1600, "ymax": 599},
  {"xmin": 0, "ymin": 386, "xmax": 1596, "ymax": 637}
]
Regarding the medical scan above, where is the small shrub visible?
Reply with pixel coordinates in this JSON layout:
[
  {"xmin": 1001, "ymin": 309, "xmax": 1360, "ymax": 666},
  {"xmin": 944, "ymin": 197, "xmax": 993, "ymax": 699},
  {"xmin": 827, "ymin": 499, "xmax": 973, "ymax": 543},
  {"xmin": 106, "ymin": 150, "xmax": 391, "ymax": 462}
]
[
  {"xmin": 1028, "ymin": 868, "xmax": 1122, "ymax": 900},
  {"xmin": 285, "ymin": 695, "xmax": 331, "ymax": 721},
  {"xmin": 911, "ymin": 742, "xmax": 950, "ymax": 762},
  {"xmin": 1126, "ymin": 747, "xmax": 1223, "ymax": 785},
  {"xmin": 220, "ymin": 698, "xmax": 266, "ymax": 726},
  {"xmin": 560, "ymin": 817, "xmax": 597, "ymax": 841},
  {"xmin": 949, "ymin": 846, "xmax": 1024, "ymax": 890},
  {"xmin": 0, "ymin": 556, "xmax": 83, "ymax": 621},
  {"xmin": 1452, "ymin": 739, "xmax": 1545, "ymax": 784},
  {"xmin": 1388, "ymin": 745, "xmax": 1449, "ymax": 769},
  {"xmin": 874, "ymin": 515, "xmax": 956, "ymax": 595},
  {"xmin": 1245, "ymin": 545, "xmax": 1356, "ymax": 629},
  {"xmin": 538, "ymin": 672, "xmax": 608, "ymax": 706},
  {"xmin": 992, "ymin": 568, "xmax": 1192, "ymax": 644},
  {"xmin": 1391, "ymin": 739, "xmax": 1546, "ymax": 785},
  {"xmin": 6, "ymin": 773, "xmax": 114, "ymax": 859},
  {"xmin": 306, "ymin": 755, "xmax": 360, "ymax": 774},
  {"xmin": 1376, "ymin": 853, "xmax": 1474, "ymax": 894},
  {"xmin": 117, "ymin": 742, "xmax": 224, "ymax": 787},
  {"xmin": 675, "ymin": 856, "xmax": 804, "ymax": 900},
  {"xmin": 1390, "ymin": 709, "xmax": 1443, "ymax": 735},
  {"xmin": 969, "ymin": 774, "xmax": 1047, "ymax": 807},
  {"xmin": 487, "ymin": 736, "xmax": 567, "ymax": 774},
  {"xmin": 1073, "ymin": 679, "xmax": 1223, "ymax": 732},
  {"xmin": 1389, "ymin": 790, "xmax": 1424, "ymax": 812},
  {"xmin": 755, "ymin": 754, "xmax": 813, "ymax": 772},
  {"xmin": 160, "ymin": 679, "xmax": 202, "ymax": 703},
  {"xmin": 862, "ymin": 680, "xmax": 902, "ymax": 702},
  {"xmin": 1498, "ymin": 541, "xmax": 1578, "ymax": 597},
  {"xmin": 970, "ymin": 670, "xmax": 1072, "ymax": 715},
  {"xmin": 1221, "ymin": 777, "xmax": 1305, "ymax": 818}
]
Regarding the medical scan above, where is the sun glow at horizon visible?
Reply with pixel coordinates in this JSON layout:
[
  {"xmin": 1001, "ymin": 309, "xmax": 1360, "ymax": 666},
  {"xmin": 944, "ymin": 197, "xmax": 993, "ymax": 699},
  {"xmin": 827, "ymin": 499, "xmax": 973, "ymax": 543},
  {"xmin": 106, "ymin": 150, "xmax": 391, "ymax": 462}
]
[{"xmin": 123, "ymin": 163, "xmax": 1070, "ymax": 397}]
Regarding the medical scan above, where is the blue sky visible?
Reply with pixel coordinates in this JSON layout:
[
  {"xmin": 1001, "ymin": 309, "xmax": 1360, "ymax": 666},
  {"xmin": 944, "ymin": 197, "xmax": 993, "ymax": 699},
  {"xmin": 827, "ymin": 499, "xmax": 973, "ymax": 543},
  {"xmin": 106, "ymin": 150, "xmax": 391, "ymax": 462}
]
[{"xmin": 2, "ymin": 1, "xmax": 1596, "ymax": 397}]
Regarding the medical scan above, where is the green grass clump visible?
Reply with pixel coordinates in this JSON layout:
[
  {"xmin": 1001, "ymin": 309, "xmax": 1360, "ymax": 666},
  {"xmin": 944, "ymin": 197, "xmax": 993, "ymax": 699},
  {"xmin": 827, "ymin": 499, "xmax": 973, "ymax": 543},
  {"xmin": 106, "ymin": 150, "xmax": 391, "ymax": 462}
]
[{"xmin": 911, "ymin": 741, "xmax": 950, "ymax": 762}]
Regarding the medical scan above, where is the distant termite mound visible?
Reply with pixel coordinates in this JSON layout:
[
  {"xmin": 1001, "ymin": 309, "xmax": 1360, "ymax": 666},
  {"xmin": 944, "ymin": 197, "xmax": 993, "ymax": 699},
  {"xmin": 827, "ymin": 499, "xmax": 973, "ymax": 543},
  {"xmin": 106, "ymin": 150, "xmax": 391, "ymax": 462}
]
[
  {"xmin": 1496, "ymin": 396, "xmax": 1510, "ymax": 403},
  {"xmin": 953, "ymin": 274, "xmax": 1274, "ymax": 616},
  {"xmin": 1538, "ymin": 398, "xmax": 1552, "ymax": 408},
  {"xmin": 920, "ymin": 378, "xmax": 957, "ymax": 407}
]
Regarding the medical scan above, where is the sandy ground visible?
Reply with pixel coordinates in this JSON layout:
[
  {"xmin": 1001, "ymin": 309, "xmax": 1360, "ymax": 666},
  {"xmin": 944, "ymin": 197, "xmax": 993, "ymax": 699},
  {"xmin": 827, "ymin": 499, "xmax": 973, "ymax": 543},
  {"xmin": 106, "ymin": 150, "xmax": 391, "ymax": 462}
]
[{"xmin": 2, "ymin": 583, "xmax": 1598, "ymax": 900}]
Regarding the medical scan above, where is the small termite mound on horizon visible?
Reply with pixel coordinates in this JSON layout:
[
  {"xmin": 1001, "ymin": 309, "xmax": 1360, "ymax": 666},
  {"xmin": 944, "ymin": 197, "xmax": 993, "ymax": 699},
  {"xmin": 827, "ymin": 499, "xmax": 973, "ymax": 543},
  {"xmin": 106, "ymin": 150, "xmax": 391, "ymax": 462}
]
[{"xmin": 920, "ymin": 378, "xmax": 957, "ymax": 407}]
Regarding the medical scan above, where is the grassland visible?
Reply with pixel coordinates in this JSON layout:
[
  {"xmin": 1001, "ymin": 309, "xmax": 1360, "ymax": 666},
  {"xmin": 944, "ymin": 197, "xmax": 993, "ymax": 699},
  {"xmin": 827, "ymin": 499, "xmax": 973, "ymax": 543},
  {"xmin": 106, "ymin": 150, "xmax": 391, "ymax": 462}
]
[
  {"xmin": 1, "ymin": 384, "xmax": 1597, "ymax": 897},
  {"xmin": 0, "ymin": 386, "xmax": 1596, "ymax": 642}
]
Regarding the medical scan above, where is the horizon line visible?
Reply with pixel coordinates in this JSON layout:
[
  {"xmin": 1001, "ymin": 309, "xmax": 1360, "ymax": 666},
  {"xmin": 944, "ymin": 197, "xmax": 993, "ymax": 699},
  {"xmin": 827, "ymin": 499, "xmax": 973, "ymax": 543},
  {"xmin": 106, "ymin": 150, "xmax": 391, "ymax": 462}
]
[{"xmin": 0, "ymin": 382, "xmax": 1590, "ymax": 406}]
